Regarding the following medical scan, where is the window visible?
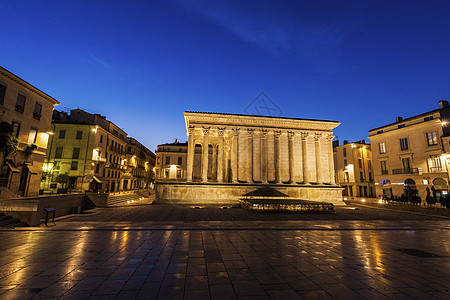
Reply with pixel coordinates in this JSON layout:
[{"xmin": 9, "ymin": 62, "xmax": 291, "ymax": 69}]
[
  {"xmin": 72, "ymin": 147, "xmax": 80, "ymax": 159},
  {"xmin": 349, "ymin": 186, "xmax": 353, "ymax": 196},
  {"xmin": 76, "ymin": 130, "xmax": 83, "ymax": 140},
  {"xmin": 100, "ymin": 135, "xmax": 103, "ymax": 143},
  {"xmin": 379, "ymin": 142, "xmax": 386, "ymax": 154},
  {"xmin": 398, "ymin": 124, "xmax": 405, "ymax": 129},
  {"xmin": 429, "ymin": 155, "xmax": 442, "ymax": 172},
  {"xmin": 27, "ymin": 127, "xmax": 38, "ymax": 144},
  {"xmin": 59, "ymin": 130, "xmax": 66, "ymax": 139},
  {"xmin": 177, "ymin": 169, "xmax": 182, "ymax": 178},
  {"xmin": 344, "ymin": 159, "xmax": 347, "ymax": 166},
  {"xmin": 369, "ymin": 172, "xmax": 373, "ymax": 181},
  {"xmin": 178, "ymin": 157, "xmax": 182, "ymax": 165},
  {"xmin": 344, "ymin": 172, "xmax": 349, "ymax": 182},
  {"xmin": 400, "ymin": 138, "xmax": 408, "ymax": 151},
  {"xmin": 424, "ymin": 116, "xmax": 434, "ymax": 122},
  {"xmin": 95, "ymin": 164, "xmax": 100, "ymax": 174},
  {"xmin": 12, "ymin": 121, "xmax": 20, "ymax": 138},
  {"xmin": 367, "ymin": 160, "xmax": 372, "ymax": 169},
  {"xmin": 15, "ymin": 94, "xmax": 26, "ymax": 113},
  {"xmin": 358, "ymin": 159, "xmax": 362, "ymax": 168},
  {"xmin": 380, "ymin": 161, "xmax": 388, "ymax": 174},
  {"xmin": 33, "ymin": 102, "xmax": 42, "ymax": 120},
  {"xmin": 71, "ymin": 161, "xmax": 78, "ymax": 170},
  {"xmin": 426, "ymin": 132, "xmax": 438, "ymax": 146},
  {"xmin": 377, "ymin": 130, "xmax": 383, "ymax": 134},
  {"xmin": 360, "ymin": 172, "xmax": 364, "ymax": 181},
  {"xmin": 55, "ymin": 147, "xmax": 63, "ymax": 158},
  {"xmin": 165, "ymin": 156, "xmax": 170, "ymax": 165},
  {"xmin": 157, "ymin": 157, "xmax": 161, "ymax": 165},
  {"xmin": 0, "ymin": 83, "xmax": 6, "ymax": 106},
  {"xmin": 402, "ymin": 157, "xmax": 411, "ymax": 171},
  {"xmin": 343, "ymin": 148, "xmax": 347, "ymax": 157},
  {"xmin": 164, "ymin": 168, "xmax": 169, "ymax": 178}
]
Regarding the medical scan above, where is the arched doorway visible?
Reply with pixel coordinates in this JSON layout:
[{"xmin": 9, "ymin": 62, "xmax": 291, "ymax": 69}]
[
  {"xmin": 404, "ymin": 178, "xmax": 418, "ymax": 198},
  {"xmin": 432, "ymin": 177, "xmax": 448, "ymax": 202},
  {"xmin": 381, "ymin": 179, "xmax": 392, "ymax": 198}
]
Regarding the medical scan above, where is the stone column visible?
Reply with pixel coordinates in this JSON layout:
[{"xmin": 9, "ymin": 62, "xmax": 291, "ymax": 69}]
[
  {"xmin": 288, "ymin": 131, "xmax": 295, "ymax": 184},
  {"xmin": 301, "ymin": 132, "xmax": 309, "ymax": 184},
  {"xmin": 274, "ymin": 130, "xmax": 282, "ymax": 184},
  {"xmin": 201, "ymin": 127, "xmax": 210, "ymax": 182},
  {"xmin": 260, "ymin": 129, "xmax": 268, "ymax": 184},
  {"xmin": 212, "ymin": 144, "xmax": 217, "ymax": 181},
  {"xmin": 314, "ymin": 132, "xmax": 322, "ymax": 184},
  {"xmin": 217, "ymin": 128, "xmax": 225, "ymax": 183},
  {"xmin": 231, "ymin": 128, "xmax": 239, "ymax": 183},
  {"xmin": 247, "ymin": 129, "xmax": 254, "ymax": 183},
  {"xmin": 186, "ymin": 126, "xmax": 195, "ymax": 182},
  {"xmin": 326, "ymin": 134, "xmax": 335, "ymax": 184}
]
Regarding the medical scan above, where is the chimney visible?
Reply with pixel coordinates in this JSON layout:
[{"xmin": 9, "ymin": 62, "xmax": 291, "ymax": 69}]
[
  {"xmin": 343, "ymin": 140, "xmax": 348, "ymax": 145},
  {"xmin": 439, "ymin": 100, "xmax": 449, "ymax": 109},
  {"xmin": 396, "ymin": 117, "xmax": 403, "ymax": 122}
]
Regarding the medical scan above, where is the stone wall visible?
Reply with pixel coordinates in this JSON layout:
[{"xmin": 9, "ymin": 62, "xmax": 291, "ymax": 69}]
[{"xmin": 155, "ymin": 182, "xmax": 344, "ymax": 205}]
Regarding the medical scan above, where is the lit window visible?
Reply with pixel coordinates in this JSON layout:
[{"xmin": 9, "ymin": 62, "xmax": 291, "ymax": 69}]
[
  {"xmin": 27, "ymin": 127, "xmax": 38, "ymax": 144},
  {"xmin": 379, "ymin": 142, "xmax": 386, "ymax": 154},
  {"xmin": 426, "ymin": 132, "xmax": 438, "ymax": 146}
]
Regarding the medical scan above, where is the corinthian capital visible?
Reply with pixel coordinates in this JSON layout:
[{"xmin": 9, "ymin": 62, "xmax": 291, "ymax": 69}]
[
  {"xmin": 188, "ymin": 125, "xmax": 195, "ymax": 135},
  {"xmin": 288, "ymin": 131, "xmax": 295, "ymax": 139},
  {"xmin": 217, "ymin": 127, "xmax": 226, "ymax": 137},
  {"xmin": 232, "ymin": 128, "xmax": 240, "ymax": 137},
  {"xmin": 274, "ymin": 130, "xmax": 282, "ymax": 139},
  {"xmin": 247, "ymin": 128, "xmax": 255, "ymax": 137},
  {"xmin": 314, "ymin": 132, "xmax": 322, "ymax": 141},
  {"xmin": 301, "ymin": 132, "xmax": 309, "ymax": 140},
  {"xmin": 202, "ymin": 126, "xmax": 210, "ymax": 136}
]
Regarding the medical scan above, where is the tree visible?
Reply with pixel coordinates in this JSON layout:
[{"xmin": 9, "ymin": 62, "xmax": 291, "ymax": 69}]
[
  {"xmin": 0, "ymin": 122, "xmax": 19, "ymax": 172},
  {"xmin": 55, "ymin": 174, "xmax": 70, "ymax": 190}
]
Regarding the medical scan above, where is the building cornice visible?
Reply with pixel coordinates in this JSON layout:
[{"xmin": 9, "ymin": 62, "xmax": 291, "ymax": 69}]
[{"xmin": 0, "ymin": 66, "xmax": 60, "ymax": 106}]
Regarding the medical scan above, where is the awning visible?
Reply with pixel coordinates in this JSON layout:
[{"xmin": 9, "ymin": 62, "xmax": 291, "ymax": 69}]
[
  {"xmin": 27, "ymin": 165, "xmax": 38, "ymax": 175},
  {"xmin": 6, "ymin": 162, "xmax": 20, "ymax": 173},
  {"xmin": 93, "ymin": 176, "xmax": 103, "ymax": 183}
]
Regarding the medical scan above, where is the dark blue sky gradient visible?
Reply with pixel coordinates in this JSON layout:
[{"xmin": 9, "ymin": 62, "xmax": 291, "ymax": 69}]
[{"xmin": 1, "ymin": 0, "xmax": 450, "ymax": 150}]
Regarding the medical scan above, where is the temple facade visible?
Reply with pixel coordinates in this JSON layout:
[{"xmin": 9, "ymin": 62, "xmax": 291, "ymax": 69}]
[{"xmin": 155, "ymin": 112, "xmax": 344, "ymax": 205}]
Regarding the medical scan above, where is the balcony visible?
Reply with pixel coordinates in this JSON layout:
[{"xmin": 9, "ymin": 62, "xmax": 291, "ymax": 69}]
[
  {"xmin": 92, "ymin": 156, "xmax": 107, "ymax": 162},
  {"xmin": 392, "ymin": 168, "xmax": 419, "ymax": 174},
  {"xmin": 429, "ymin": 166, "xmax": 444, "ymax": 173}
]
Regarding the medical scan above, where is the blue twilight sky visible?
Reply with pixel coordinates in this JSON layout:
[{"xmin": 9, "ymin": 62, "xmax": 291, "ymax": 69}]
[{"xmin": 1, "ymin": 0, "xmax": 450, "ymax": 151}]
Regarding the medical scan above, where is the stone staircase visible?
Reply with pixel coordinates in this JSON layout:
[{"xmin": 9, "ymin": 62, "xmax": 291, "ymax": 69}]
[
  {"xmin": 107, "ymin": 192, "xmax": 152, "ymax": 207},
  {"xmin": 0, "ymin": 213, "xmax": 28, "ymax": 228}
]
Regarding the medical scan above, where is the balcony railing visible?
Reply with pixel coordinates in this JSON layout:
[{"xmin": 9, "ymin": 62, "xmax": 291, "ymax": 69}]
[
  {"xmin": 429, "ymin": 166, "xmax": 444, "ymax": 173},
  {"xmin": 392, "ymin": 168, "xmax": 419, "ymax": 174}
]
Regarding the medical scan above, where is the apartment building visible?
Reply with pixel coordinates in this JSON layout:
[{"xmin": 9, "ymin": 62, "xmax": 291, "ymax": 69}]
[
  {"xmin": 154, "ymin": 141, "xmax": 188, "ymax": 180},
  {"xmin": 368, "ymin": 100, "xmax": 450, "ymax": 200},
  {"xmin": 0, "ymin": 66, "xmax": 59, "ymax": 198},
  {"xmin": 333, "ymin": 140, "xmax": 375, "ymax": 199},
  {"xmin": 42, "ymin": 109, "xmax": 129, "ymax": 193},
  {"xmin": 125, "ymin": 137, "xmax": 156, "ymax": 189}
]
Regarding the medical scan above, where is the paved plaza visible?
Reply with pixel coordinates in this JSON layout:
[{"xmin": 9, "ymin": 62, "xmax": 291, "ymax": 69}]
[{"xmin": 0, "ymin": 204, "xmax": 449, "ymax": 299}]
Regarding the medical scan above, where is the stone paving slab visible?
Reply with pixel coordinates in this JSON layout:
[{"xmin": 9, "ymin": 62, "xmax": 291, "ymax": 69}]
[{"xmin": 1, "ymin": 204, "xmax": 450, "ymax": 299}]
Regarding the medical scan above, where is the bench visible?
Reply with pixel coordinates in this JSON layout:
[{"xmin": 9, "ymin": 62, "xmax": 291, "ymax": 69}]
[{"xmin": 44, "ymin": 208, "xmax": 55, "ymax": 226}]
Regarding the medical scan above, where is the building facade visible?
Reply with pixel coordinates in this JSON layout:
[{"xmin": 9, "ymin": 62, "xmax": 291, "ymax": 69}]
[
  {"xmin": 154, "ymin": 141, "xmax": 188, "ymax": 180},
  {"xmin": 368, "ymin": 101, "xmax": 450, "ymax": 201},
  {"xmin": 125, "ymin": 137, "xmax": 156, "ymax": 189},
  {"xmin": 42, "ymin": 109, "xmax": 140, "ymax": 193},
  {"xmin": 156, "ymin": 112, "xmax": 343, "ymax": 205},
  {"xmin": 0, "ymin": 66, "xmax": 59, "ymax": 198},
  {"xmin": 333, "ymin": 140, "xmax": 375, "ymax": 199}
]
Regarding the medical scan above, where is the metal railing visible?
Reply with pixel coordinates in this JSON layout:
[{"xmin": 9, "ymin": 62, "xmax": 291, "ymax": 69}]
[{"xmin": 392, "ymin": 168, "xmax": 419, "ymax": 174}]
